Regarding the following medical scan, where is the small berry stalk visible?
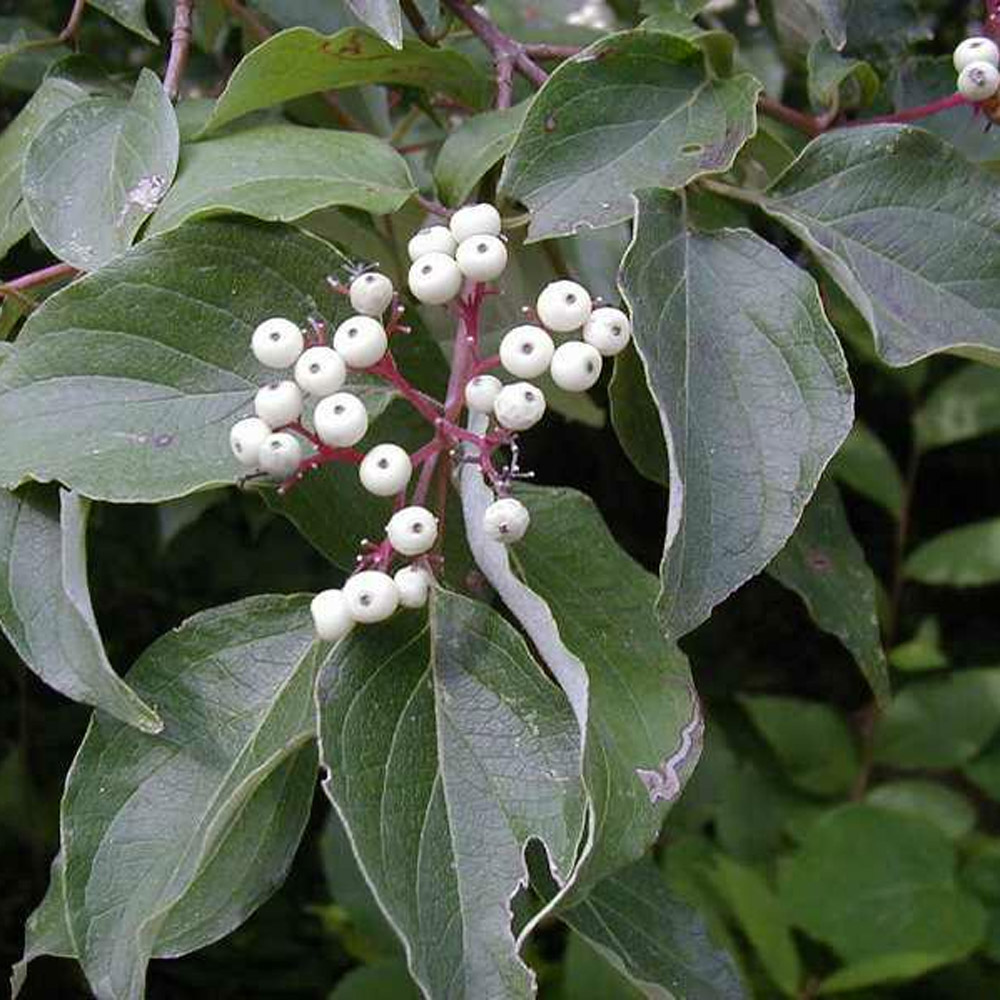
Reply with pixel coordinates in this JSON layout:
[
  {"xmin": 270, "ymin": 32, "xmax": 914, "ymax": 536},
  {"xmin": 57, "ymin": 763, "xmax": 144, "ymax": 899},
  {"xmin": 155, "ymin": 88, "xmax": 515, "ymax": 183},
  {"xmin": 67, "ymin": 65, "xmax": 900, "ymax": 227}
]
[{"xmin": 229, "ymin": 204, "xmax": 633, "ymax": 641}]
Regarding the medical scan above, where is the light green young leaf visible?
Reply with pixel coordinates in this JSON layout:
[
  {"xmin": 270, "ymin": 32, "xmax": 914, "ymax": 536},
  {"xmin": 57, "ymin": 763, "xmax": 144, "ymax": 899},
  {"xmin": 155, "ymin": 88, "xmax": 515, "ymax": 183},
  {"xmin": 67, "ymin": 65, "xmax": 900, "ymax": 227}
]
[
  {"xmin": 460, "ymin": 470, "xmax": 701, "ymax": 896},
  {"xmin": 709, "ymin": 856, "xmax": 801, "ymax": 997},
  {"xmin": 0, "ymin": 219, "xmax": 352, "ymax": 503},
  {"xmin": 905, "ymin": 519, "xmax": 1000, "ymax": 587},
  {"xmin": 865, "ymin": 780, "xmax": 976, "ymax": 841},
  {"xmin": 779, "ymin": 805, "xmax": 986, "ymax": 980},
  {"xmin": 203, "ymin": 27, "xmax": 491, "ymax": 135},
  {"xmin": 87, "ymin": 0, "xmax": 158, "ymax": 43},
  {"xmin": 0, "ymin": 77, "xmax": 86, "ymax": 259},
  {"xmin": 500, "ymin": 30, "xmax": 761, "ymax": 241},
  {"xmin": 435, "ymin": 101, "xmax": 528, "ymax": 208},
  {"xmin": 23, "ymin": 69, "xmax": 178, "ymax": 269},
  {"xmin": 889, "ymin": 617, "xmax": 948, "ymax": 673},
  {"xmin": 873, "ymin": 669, "xmax": 1000, "ymax": 769},
  {"xmin": 316, "ymin": 589, "xmax": 587, "ymax": 1000},
  {"xmin": 758, "ymin": 126, "xmax": 1000, "ymax": 367},
  {"xmin": 620, "ymin": 190, "xmax": 854, "ymax": 639},
  {"xmin": 561, "ymin": 856, "xmax": 746, "ymax": 1000},
  {"xmin": 149, "ymin": 124, "xmax": 414, "ymax": 233},
  {"xmin": 806, "ymin": 38, "xmax": 878, "ymax": 113},
  {"xmin": 16, "ymin": 595, "xmax": 323, "ymax": 1000},
  {"xmin": 768, "ymin": 478, "xmax": 889, "ymax": 704},
  {"xmin": 828, "ymin": 422, "xmax": 904, "ymax": 518},
  {"xmin": 915, "ymin": 364, "xmax": 1000, "ymax": 451},
  {"xmin": 0, "ymin": 486, "xmax": 161, "ymax": 732},
  {"xmin": 740, "ymin": 694, "xmax": 860, "ymax": 797}
]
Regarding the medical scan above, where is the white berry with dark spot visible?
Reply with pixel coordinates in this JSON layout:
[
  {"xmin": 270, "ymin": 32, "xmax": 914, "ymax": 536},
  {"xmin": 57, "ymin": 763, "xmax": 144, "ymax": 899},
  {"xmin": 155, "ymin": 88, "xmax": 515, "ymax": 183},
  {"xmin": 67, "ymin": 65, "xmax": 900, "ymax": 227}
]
[
  {"xmin": 465, "ymin": 374, "xmax": 503, "ymax": 414},
  {"xmin": 251, "ymin": 317, "xmax": 304, "ymax": 369},
  {"xmin": 494, "ymin": 382, "xmax": 546, "ymax": 431},
  {"xmin": 254, "ymin": 380, "xmax": 303, "ymax": 428},
  {"xmin": 343, "ymin": 570, "xmax": 399, "ymax": 624},
  {"xmin": 550, "ymin": 341, "xmax": 603, "ymax": 392},
  {"xmin": 395, "ymin": 565, "xmax": 432, "ymax": 608},
  {"xmin": 499, "ymin": 325, "xmax": 554, "ymax": 379},
  {"xmin": 450, "ymin": 203, "xmax": 502, "ymax": 243},
  {"xmin": 314, "ymin": 392, "xmax": 368, "ymax": 446},
  {"xmin": 483, "ymin": 497, "xmax": 530, "ymax": 544},
  {"xmin": 294, "ymin": 346, "xmax": 347, "ymax": 397},
  {"xmin": 958, "ymin": 61, "xmax": 1000, "ymax": 101},
  {"xmin": 583, "ymin": 306, "xmax": 632, "ymax": 356},
  {"xmin": 333, "ymin": 315, "xmax": 388, "ymax": 369},
  {"xmin": 954, "ymin": 37, "xmax": 1000, "ymax": 73},
  {"xmin": 408, "ymin": 225, "xmax": 457, "ymax": 261},
  {"xmin": 456, "ymin": 234, "xmax": 508, "ymax": 282},
  {"xmin": 349, "ymin": 271, "xmax": 394, "ymax": 317},
  {"xmin": 359, "ymin": 443, "xmax": 412, "ymax": 497},
  {"xmin": 536, "ymin": 280, "xmax": 593, "ymax": 332},
  {"xmin": 386, "ymin": 505, "xmax": 439, "ymax": 556},
  {"xmin": 408, "ymin": 252, "xmax": 464, "ymax": 305},
  {"xmin": 230, "ymin": 417, "xmax": 271, "ymax": 468},
  {"xmin": 257, "ymin": 432, "xmax": 302, "ymax": 477},
  {"xmin": 311, "ymin": 589, "xmax": 355, "ymax": 641}
]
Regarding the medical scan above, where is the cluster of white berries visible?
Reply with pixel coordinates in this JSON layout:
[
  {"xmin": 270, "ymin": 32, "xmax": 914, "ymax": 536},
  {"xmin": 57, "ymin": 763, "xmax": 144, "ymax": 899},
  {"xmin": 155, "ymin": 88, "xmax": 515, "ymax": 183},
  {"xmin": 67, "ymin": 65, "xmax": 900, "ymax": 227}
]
[
  {"xmin": 407, "ymin": 203, "xmax": 508, "ymax": 304},
  {"xmin": 954, "ymin": 36, "xmax": 1000, "ymax": 102}
]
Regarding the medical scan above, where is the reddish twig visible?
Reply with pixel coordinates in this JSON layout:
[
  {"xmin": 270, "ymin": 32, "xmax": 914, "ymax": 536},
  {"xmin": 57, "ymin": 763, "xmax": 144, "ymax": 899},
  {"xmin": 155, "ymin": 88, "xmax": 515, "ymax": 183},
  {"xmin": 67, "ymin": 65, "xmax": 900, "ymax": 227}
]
[
  {"xmin": 848, "ymin": 91, "xmax": 969, "ymax": 126},
  {"xmin": 58, "ymin": 0, "xmax": 87, "ymax": 43},
  {"xmin": 523, "ymin": 43, "xmax": 582, "ymax": 60},
  {"xmin": 988, "ymin": 0, "xmax": 1000, "ymax": 42},
  {"xmin": 0, "ymin": 262, "xmax": 79, "ymax": 302},
  {"xmin": 368, "ymin": 353, "xmax": 443, "ymax": 424},
  {"xmin": 415, "ymin": 194, "xmax": 451, "ymax": 219},
  {"xmin": 218, "ymin": 0, "xmax": 270, "ymax": 41},
  {"xmin": 163, "ymin": 0, "xmax": 195, "ymax": 101}
]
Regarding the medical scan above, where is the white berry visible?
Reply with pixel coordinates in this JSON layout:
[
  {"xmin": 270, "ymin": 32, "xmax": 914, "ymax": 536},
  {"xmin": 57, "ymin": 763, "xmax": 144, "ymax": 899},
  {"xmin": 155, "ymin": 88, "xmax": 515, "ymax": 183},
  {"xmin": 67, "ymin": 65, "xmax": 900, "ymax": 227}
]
[
  {"xmin": 499, "ymin": 325, "xmax": 555, "ymax": 379},
  {"xmin": 483, "ymin": 497, "xmax": 530, "ymax": 544},
  {"xmin": 314, "ymin": 392, "xmax": 369, "ymax": 447},
  {"xmin": 349, "ymin": 271, "xmax": 394, "ymax": 317},
  {"xmin": 536, "ymin": 280, "xmax": 593, "ymax": 332},
  {"xmin": 408, "ymin": 253, "xmax": 464, "ymax": 305},
  {"xmin": 343, "ymin": 570, "xmax": 399, "ymax": 624},
  {"xmin": 550, "ymin": 341, "xmax": 603, "ymax": 392},
  {"xmin": 311, "ymin": 589, "xmax": 355, "ymax": 641},
  {"xmin": 456, "ymin": 234, "xmax": 508, "ymax": 282},
  {"xmin": 257, "ymin": 432, "xmax": 302, "ymax": 477},
  {"xmin": 359, "ymin": 443, "xmax": 412, "ymax": 497},
  {"xmin": 408, "ymin": 225, "xmax": 457, "ymax": 261},
  {"xmin": 583, "ymin": 306, "xmax": 632, "ymax": 356},
  {"xmin": 450, "ymin": 203, "xmax": 502, "ymax": 243},
  {"xmin": 254, "ymin": 380, "xmax": 303, "ymax": 428},
  {"xmin": 954, "ymin": 37, "xmax": 1000, "ymax": 73},
  {"xmin": 958, "ymin": 61, "xmax": 1000, "ymax": 101},
  {"xmin": 493, "ymin": 382, "xmax": 546, "ymax": 432},
  {"xmin": 294, "ymin": 346, "xmax": 347, "ymax": 397},
  {"xmin": 386, "ymin": 505, "xmax": 439, "ymax": 557},
  {"xmin": 464, "ymin": 374, "xmax": 503, "ymax": 414},
  {"xmin": 251, "ymin": 317, "xmax": 304, "ymax": 369},
  {"xmin": 333, "ymin": 315, "xmax": 388, "ymax": 369},
  {"xmin": 229, "ymin": 417, "xmax": 271, "ymax": 468},
  {"xmin": 395, "ymin": 565, "xmax": 432, "ymax": 609}
]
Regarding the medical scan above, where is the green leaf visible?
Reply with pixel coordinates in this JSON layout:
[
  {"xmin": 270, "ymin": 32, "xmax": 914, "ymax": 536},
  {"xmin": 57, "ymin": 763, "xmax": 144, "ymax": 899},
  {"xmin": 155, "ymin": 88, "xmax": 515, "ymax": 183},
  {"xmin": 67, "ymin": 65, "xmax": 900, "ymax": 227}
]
[
  {"xmin": 639, "ymin": 11, "xmax": 736, "ymax": 75},
  {"xmin": 865, "ymin": 780, "xmax": 976, "ymax": 841},
  {"xmin": 203, "ymin": 27, "xmax": 491, "ymax": 135},
  {"xmin": 873, "ymin": 669, "xmax": 1000, "ymax": 769},
  {"xmin": 889, "ymin": 617, "xmax": 948, "ymax": 673},
  {"xmin": 620, "ymin": 189, "xmax": 854, "ymax": 639},
  {"xmin": 23, "ymin": 69, "xmax": 179, "ymax": 269},
  {"xmin": 87, "ymin": 0, "xmax": 158, "ymax": 43},
  {"xmin": 344, "ymin": 0, "xmax": 403, "ymax": 48},
  {"xmin": 768, "ymin": 478, "xmax": 889, "ymax": 704},
  {"xmin": 779, "ymin": 805, "xmax": 986, "ymax": 979},
  {"xmin": 905, "ymin": 519, "xmax": 1000, "ymax": 587},
  {"xmin": 915, "ymin": 364, "xmax": 1000, "ymax": 451},
  {"xmin": 316, "ymin": 589, "xmax": 587, "ymax": 1000},
  {"xmin": 460, "ymin": 470, "xmax": 701, "ymax": 893},
  {"xmin": 818, "ymin": 952, "xmax": 965, "ymax": 994},
  {"xmin": 16, "ymin": 595, "xmax": 322, "ymax": 1000},
  {"xmin": 740, "ymin": 694, "xmax": 860, "ymax": 797},
  {"xmin": 561, "ymin": 933, "xmax": 643, "ymax": 999},
  {"xmin": 962, "ymin": 736, "xmax": 1000, "ymax": 804},
  {"xmin": 758, "ymin": 126, "xmax": 1000, "ymax": 367},
  {"xmin": 0, "ymin": 219, "xmax": 354, "ymax": 503},
  {"xmin": 806, "ymin": 0, "xmax": 847, "ymax": 49},
  {"xmin": 329, "ymin": 960, "xmax": 421, "ymax": 1000},
  {"xmin": 148, "ymin": 123, "xmax": 414, "ymax": 234},
  {"xmin": 0, "ymin": 17, "xmax": 69, "ymax": 92},
  {"xmin": 560, "ymin": 856, "xmax": 746, "ymax": 1000},
  {"xmin": 709, "ymin": 855, "xmax": 801, "ymax": 997},
  {"xmin": 0, "ymin": 486, "xmax": 161, "ymax": 731},
  {"xmin": 500, "ymin": 30, "xmax": 761, "ymax": 241},
  {"xmin": 828, "ymin": 421, "xmax": 904, "ymax": 518},
  {"xmin": 0, "ymin": 77, "xmax": 86, "ymax": 259},
  {"xmin": 435, "ymin": 101, "xmax": 528, "ymax": 208},
  {"xmin": 806, "ymin": 38, "xmax": 878, "ymax": 113},
  {"xmin": 608, "ymin": 345, "xmax": 667, "ymax": 487}
]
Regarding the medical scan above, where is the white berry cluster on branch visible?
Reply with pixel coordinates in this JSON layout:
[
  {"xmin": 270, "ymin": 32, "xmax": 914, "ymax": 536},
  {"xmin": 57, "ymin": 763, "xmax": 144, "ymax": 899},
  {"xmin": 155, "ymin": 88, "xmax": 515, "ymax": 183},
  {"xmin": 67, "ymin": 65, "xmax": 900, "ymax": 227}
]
[
  {"xmin": 226, "ymin": 201, "xmax": 633, "ymax": 643},
  {"xmin": 954, "ymin": 36, "xmax": 1000, "ymax": 101}
]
